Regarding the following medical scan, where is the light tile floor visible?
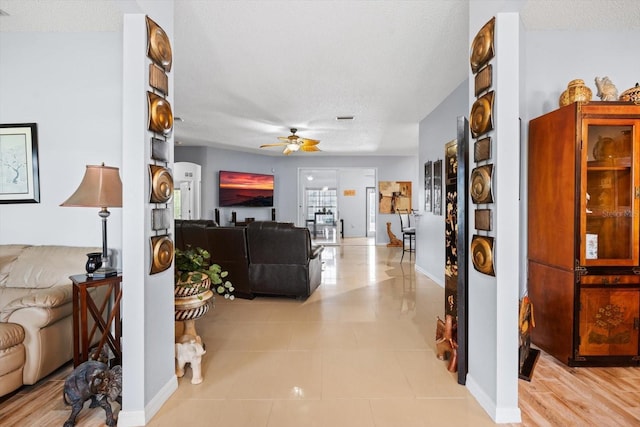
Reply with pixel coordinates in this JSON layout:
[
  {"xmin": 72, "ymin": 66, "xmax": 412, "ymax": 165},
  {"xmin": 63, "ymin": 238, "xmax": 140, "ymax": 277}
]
[{"xmin": 149, "ymin": 242, "xmax": 499, "ymax": 427}]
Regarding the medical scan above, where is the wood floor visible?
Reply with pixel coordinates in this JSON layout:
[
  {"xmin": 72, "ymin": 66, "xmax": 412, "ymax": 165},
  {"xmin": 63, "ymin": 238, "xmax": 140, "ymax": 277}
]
[
  {"xmin": 0, "ymin": 362, "xmax": 118, "ymax": 427},
  {"xmin": 510, "ymin": 349, "xmax": 640, "ymax": 427}
]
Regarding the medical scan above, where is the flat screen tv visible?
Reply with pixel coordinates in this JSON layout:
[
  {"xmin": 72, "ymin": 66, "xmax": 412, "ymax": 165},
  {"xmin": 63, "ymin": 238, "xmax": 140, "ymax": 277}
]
[{"xmin": 218, "ymin": 170, "xmax": 274, "ymax": 207}]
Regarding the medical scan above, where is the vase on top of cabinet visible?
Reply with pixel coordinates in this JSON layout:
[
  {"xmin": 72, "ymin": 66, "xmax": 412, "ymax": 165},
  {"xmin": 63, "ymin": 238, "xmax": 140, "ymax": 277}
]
[{"xmin": 528, "ymin": 101, "xmax": 640, "ymax": 367}]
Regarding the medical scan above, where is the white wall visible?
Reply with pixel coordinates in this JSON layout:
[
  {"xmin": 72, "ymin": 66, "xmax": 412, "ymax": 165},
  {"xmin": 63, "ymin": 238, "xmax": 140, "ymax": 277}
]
[
  {"xmin": 0, "ymin": 32, "xmax": 122, "ymax": 255},
  {"xmin": 523, "ymin": 31, "xmax": 640, "ymax": 122},
  {"xmin": 338, "ymin": 168, "xmax": 375, "ymax": 237},
  {"xmin": 176, "ymin": 146, "xmax": 417, "ymax": 245},
  {"xmin": 464, "ymin": 12, "xmax": 522, "ymax": 423},
  {"xmin": 416, "ymin": 80, "xmax": 468, "ymax": 285},
  {"xmin": 120, "ymin": 3, "xmax": 177, "ymax": 426}
]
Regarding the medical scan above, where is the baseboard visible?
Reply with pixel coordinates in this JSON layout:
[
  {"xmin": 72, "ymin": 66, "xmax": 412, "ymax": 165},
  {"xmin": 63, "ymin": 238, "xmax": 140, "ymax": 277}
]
[
  {"xmin": 494, "ymin": 405, "xmax": 523, "ymax": 424},
  {"xmin": 466, "ymin": 374, "xmax": 522, "ymax": 424},
  {"xmin": 117, "ymin": 375, "xmax": 178, "ymax": 426},
  {"xmin": 116, "ymin": 409, "xmax": 146, "ymax": 427},
  {"xmin": 414, "ymin": 264, "xmax": 444, "ymax": 288}
]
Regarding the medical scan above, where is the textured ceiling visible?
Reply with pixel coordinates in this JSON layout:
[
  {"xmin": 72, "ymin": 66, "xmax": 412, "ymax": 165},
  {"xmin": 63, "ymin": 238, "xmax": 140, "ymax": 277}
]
[
  {"xmin": 172, "ymin": 0, "xmax": 468, "ymax": 156},
  {"xmin": 1, "ymin": 0, "xmax": 639, "ymax": 156}
]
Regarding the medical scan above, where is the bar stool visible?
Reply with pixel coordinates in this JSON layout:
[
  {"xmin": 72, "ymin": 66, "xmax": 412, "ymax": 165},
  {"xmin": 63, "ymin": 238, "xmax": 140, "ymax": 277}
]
[{"xmin": 398, "ymin": 209, "xmax": 415, "ymax": 262}]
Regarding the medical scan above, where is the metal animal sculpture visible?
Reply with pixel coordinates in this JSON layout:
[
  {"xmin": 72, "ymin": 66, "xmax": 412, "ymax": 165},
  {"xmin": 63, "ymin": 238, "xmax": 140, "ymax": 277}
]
[{"xmin": 63, "ymin": 361, "xmax": 122, "ymax": 427}]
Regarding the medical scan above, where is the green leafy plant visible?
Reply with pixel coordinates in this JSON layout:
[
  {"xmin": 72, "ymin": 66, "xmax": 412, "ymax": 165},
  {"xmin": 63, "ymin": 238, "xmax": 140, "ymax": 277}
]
[{"xmin": 174, "ymin": 246, "xmax": 235, "ymax": 300}]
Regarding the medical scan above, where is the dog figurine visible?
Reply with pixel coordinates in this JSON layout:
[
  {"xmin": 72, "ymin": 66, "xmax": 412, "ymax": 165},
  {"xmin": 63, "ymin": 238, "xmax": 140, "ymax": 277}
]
[
  {"xmin": 63, "ymin": 361, "xmax": 122, "ymax": 427},
  {"xmin": 175, "ymin": 339, "xmax": 206, "ymax": 384}
]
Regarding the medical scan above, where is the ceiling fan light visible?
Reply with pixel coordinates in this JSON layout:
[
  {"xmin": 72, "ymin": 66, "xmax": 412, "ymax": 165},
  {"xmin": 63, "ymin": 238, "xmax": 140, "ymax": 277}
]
[{"xmin": 287, "ymin": 143, "xmax": 300, "ymax": 151}]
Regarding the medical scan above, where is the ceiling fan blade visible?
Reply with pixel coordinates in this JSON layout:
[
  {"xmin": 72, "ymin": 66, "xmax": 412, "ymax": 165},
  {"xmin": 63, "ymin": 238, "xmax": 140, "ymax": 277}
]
[
  {"xmin": 260, "ymin": 142, "xmax": 288, "ymax": 148},
  {"xmin": 300, "ymin": 138, "xmax": 320, "ymax": 146},
  {"xmin": 300, "ymin": 145, "xmax": 321, "ymax": 152}
]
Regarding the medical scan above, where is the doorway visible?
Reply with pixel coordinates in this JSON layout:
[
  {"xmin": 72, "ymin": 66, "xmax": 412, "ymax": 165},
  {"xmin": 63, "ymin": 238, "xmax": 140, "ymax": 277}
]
[
  {"xmin": 298, "ymin": 169, "xmax": 338, "ymax": 245},
  {"xmin": 366, "ymin": 186, "xmax": 376, "ymax": 238},
  {"xmin": 298, "ymin": 167, "xmax": 376, "ymax": 245},
  {"xmin": 173, "ymin": 162, "xmax": 202, "ymax": 219}
]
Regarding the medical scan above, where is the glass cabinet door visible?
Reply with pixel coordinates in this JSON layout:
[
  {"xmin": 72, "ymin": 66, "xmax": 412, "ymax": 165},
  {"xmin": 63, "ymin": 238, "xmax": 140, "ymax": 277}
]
[{"xmin": 580, "ymin": 119, "xmax": 640, "ymax": 266}]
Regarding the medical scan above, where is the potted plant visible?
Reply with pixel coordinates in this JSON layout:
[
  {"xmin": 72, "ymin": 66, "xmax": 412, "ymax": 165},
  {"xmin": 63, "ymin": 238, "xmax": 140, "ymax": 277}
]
[
  {"xmin": 174, "ymin": 247, "xmax": 235, "ymax": 357},
  {"xmin": 174, "ymin": 246, "xmax": 235, "ymax": 332},
  {"xmin": 174, "ymin": 246, "xmax": 235, "ymax": 300}
]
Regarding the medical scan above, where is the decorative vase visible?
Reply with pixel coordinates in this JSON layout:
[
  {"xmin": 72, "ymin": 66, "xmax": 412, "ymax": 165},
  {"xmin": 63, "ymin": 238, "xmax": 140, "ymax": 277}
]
[
  {"xmin": 174, "ymin": 272, "xmax": 214, "ymax": 321},
  {"xmin": 619, "ymin": 83, "xmax": 640, "ymax": 104},
  {"xmin": 174, "ymin": 291, "xmax": 214, "ymax": 321},
  {"xmin": 174, "ymin": 272, "xmax": 212, "ymax": 297},
  {"xmin": 559, "ymin": 79, "xmax": 592, "ymax": 107},
  {"xmin": 85, "ymin": 252, "xmax": 103, "ymax": 277}
]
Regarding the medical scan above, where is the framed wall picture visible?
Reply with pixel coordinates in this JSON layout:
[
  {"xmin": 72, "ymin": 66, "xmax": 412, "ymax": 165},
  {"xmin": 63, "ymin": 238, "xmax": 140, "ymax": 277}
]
[
  {"xmin": 0, "ymin": 123, "xmax": 40, "ymax": 203},
  {"xmin": 433, "ymin": 159, "xmax": 443, "ymax": 215},
  {"xmin": 424, "ymin": 161, "xmax": 432, "ymax": 212},
  {"xmin": 379, "ymin": 180, "xmax": 412, "ymax": 214}
]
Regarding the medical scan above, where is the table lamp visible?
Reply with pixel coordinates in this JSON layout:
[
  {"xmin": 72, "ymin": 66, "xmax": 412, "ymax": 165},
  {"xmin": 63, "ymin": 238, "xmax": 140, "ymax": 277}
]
[{"xmin": 61, "ymin": 163, "xmax": 123, "ymax": 277}]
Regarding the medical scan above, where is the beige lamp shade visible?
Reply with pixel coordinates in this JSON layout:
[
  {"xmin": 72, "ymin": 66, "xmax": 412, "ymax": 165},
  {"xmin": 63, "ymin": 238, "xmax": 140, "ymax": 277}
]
[{"xmin": 61, "ymin": 164, "xmax": 122, "ymax": 208}]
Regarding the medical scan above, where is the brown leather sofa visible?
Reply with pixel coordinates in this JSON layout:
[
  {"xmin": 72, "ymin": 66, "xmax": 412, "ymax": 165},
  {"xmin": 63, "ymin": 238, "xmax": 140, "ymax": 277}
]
[
  {"xmin": 246, "ymin": 221, "xmax": 323, "ymax": 298},
  {"xmin": 175, "ymin": 220, "xmax": 323, "ymax": 299}
]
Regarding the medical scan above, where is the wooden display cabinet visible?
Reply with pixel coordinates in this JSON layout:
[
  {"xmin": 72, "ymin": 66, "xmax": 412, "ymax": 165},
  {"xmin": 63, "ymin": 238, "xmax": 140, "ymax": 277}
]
[{"xmin": 528, "ymin": 101, "xmax": 640, "ymax": 366}]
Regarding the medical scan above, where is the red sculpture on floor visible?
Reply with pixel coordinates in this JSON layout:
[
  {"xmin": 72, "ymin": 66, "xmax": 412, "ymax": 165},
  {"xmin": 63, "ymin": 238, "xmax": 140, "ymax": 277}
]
[{"xmin": 435, "ymin": 315, "xmax": 458, "ymax": 372}]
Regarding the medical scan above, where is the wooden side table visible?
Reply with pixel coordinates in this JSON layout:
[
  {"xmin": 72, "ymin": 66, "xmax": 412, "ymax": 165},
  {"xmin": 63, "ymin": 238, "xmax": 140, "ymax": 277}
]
[{"xmin": 70, "ymin": 274, "xmax": 122, "ymax": 367}]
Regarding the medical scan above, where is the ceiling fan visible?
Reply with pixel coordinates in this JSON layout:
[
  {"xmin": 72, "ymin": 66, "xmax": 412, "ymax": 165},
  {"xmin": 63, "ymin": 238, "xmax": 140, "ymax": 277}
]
[{"xmin": 260, "ymin": 128, "xmax": 321, "ymax": 155}]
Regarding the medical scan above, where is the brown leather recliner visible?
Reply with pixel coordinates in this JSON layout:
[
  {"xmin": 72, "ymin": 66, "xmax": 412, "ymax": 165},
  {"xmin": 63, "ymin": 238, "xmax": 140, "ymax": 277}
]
[
  {"xmin": 175, "ymin": 220, "xmax": 253, "ymax": 299},
  {"xmin": 205, "ymin": 226, "xmax": 253, "ymax": 299},
  {"xmin": 174, "ymin": 219, "xmax": 215, "ymax": 252},
  {"xmin": 246, "ymin": 221, "xmax": 323, "ymax": 298}
]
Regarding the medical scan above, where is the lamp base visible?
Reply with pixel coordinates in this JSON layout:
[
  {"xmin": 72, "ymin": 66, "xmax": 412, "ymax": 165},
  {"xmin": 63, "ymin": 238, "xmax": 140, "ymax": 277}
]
[{"xmin": 92, "ymin": 266, "xmax": 118, "ymax": 278}]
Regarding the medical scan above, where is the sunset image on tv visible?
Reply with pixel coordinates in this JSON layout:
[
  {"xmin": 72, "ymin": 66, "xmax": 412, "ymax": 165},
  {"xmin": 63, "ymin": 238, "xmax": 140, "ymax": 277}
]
[{"xmin": 219, "ymin": 171, "xmax": 274, "ymax": 207}]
